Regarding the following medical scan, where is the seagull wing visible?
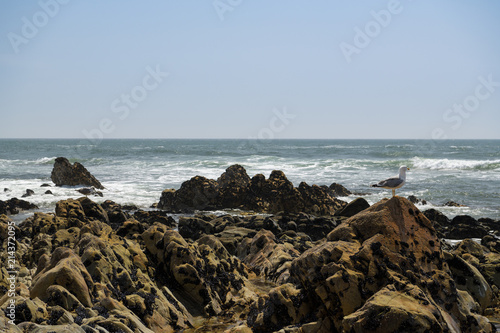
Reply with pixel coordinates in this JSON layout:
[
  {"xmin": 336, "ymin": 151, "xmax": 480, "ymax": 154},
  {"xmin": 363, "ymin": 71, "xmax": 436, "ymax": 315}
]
[{"xmin": 373, "ymin": 177, "xmax": 404, "ymax": 189}]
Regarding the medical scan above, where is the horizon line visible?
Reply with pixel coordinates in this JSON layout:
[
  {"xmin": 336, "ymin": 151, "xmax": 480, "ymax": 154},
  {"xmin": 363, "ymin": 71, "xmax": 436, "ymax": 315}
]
[{"xmin": 1, "ymin": 137, "xmax": 499, "ymax": 141}]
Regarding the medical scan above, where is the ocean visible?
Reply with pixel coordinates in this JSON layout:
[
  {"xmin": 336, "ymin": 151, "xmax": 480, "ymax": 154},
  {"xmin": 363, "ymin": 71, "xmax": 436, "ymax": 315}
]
[{"xmin": 1, "ymin": 139, "xmax": 499, "ymax": 220}]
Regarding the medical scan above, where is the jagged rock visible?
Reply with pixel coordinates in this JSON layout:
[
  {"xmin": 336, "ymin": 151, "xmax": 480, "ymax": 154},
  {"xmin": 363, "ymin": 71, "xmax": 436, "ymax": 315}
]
[
  {"xmin": 334, "ymin": 197, "xmax": 370, "ymax": 217},
  {"xmin": 30, "ymin": 247, "xmax": 93, "ymax": 307},
  {"xmin": 329, "ymin": 183, "xmax": 352, "ymax": 197},
  {"xmin": 444, "ymin": 250, "xmax": 495, "ymax": 311},
  {"xmin": 214, "ymin": 226, "xmax": 257, "ymax": 255},
  {"xmin": 44, "ymin": 190, "xmax": 53, "ymax": 195},
  {"xmin": 51, "ymin": 157, "xmax": 104, "ymax": 189},
  {"xmin": 47, "ymin": 305, "xmax": 75, "ymax": 325},
  {"xmin": 178, "ymin": 216, "xmax": 214, "ymax": 240},
  {"xmin": 423, "ymin": 208, "xmax": 450, "ymax": 226},
  {"xmin": 217, "ymin": 164, "xmax": 251, "ymax": 208},
  {"xmin": 247, "ymin": 283, "xmax": 311, "ymax": 331},
  {"xmin": 446, "ymin": 215, "xmax": 489, "ymax": 239},
  {"xmin": 8, "ymin": 191, "xmax": 499, "ymax": 332},
  {"xmin": 423, "ymin": 208, "xmax": 451, "ymax": 238},
  {"xmin": 158, "ymin": 176, "xmax": 219, "ymax": 212},
  {"xmin": 116, "ymin": 219, "xmax": 149, "ymax": 239},
  {"xmin": 0, "ymin": 198, "xmax": 38, "ymax": 215},
  {"xmin": 297, "ymin": 182, "xmax": 345, "ymax": 215},
  {"xmin": 44, "ymin": 285, "xmax": 84, "ymax": 311},
  {"xmin": 407, "ymin": 195, "xmax": 427, "ymax": 205},
  {"xmin": 270, "ymin": 197, "xmax": 495, "ymax": 332},
  {"xmin": 100, "ymin": 200, "xmax": 131, "ymax": 225},
  {"xmin": 77, "ymin": 197, "xmax": 109, "ymax": 223},
  {"xmin": 453, "ymin": 238, "xmax": 500, "ymax": 303},
  {"xmin": 277, "ymin": 213, "xmax": 341, "ymax": 241},
  {"xmin": 342, "ymin": 284, "xmax": 492, "ymax": 332},
  {"xmin": 144, "ymin": 228, "xmax": 249, "ymax": 316},
  {"xmin": 19, "ymin": 212, "xmax": 81, "ymax": 241},
  {"xmin": 237, "ymin": 229, "xmax": 299, "ymax": 283},
  {"xmin": 0, "ymin": 296, "xmax": 48, "ymax": 325},
  {"xmin": 158, "ymin": 165, "xmax": 346, "ymax": 215}
]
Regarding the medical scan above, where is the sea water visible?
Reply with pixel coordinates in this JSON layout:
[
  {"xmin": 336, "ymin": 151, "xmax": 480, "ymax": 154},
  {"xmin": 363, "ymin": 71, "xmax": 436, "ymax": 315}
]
[{"xmin": 0, "ymin": 139, "xmax": 499, "ymax": 220}]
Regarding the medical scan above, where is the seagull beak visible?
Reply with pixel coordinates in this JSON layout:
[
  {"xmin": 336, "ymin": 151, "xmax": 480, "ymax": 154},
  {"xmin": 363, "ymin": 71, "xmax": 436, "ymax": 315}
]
[{"xmin": 407, "ymin": 167, "xmax": 410, "ymax": 171}]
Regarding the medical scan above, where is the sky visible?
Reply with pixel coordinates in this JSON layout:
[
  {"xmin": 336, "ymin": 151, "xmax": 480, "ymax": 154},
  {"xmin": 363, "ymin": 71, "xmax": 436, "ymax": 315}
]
[{"xmin": 0, "ymin": 0, "xmax": 499, "ymax": 139}]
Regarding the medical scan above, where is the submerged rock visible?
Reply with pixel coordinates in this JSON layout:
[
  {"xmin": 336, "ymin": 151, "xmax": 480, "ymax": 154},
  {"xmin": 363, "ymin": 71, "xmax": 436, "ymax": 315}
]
[
  {"xmin": 51, "ymin": 157, "xmax": 104, "ymax": 189},
  {"xmin": 21, "ymin": 189, "xmax": 35, "ymax": 198}
]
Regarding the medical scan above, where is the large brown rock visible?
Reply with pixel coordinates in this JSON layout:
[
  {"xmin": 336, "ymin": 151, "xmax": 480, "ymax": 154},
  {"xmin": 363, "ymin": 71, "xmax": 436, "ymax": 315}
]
[
  {"xmin": 51, "ymin": 157, "xmax": 104, "ymax": 189},
  {"xmin": 8, "ymin": 197, "xmax": 198, "ymax": 332},
  {"xmin": 217, "ymin": 164, "xmax": 251, "ymax": 208},
  {"xmin": 342, "ymin": 284, "xmax": 491, "ymax": 333},
  {"xmin": 158, "ymin": 176, "xmax": 219, "ymax": 212},
  {"xmin": 246, "ymin": 197, "xmax": 496, "ymax": 332},
  {"xmin": 30, "ymin": 247, "xmax": 93, "ymax": 307},
  {"xmin": 144, "ymin": 227, "xmax": 250, "ymax": 316}
]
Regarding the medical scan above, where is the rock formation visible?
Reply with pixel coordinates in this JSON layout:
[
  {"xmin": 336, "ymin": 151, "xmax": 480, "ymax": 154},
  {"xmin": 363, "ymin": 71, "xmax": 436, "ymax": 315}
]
[
  {"xmin": 0, "ymin": 198, "xmax": 38, "ymax": 215},
  {"xmin": 158, "ymin": 164, "xmax": 347, "ymax": 215},
  {"xmin": 1, "ymin": 183, "xmax": 499, "ymax": 332},
  {"xmin": 51, "ymin": 157, "xmax": 104, "ymax": 189},
  {"xmin": 247, "ymin": 197, "xmax": 495, "ymax": 332}
]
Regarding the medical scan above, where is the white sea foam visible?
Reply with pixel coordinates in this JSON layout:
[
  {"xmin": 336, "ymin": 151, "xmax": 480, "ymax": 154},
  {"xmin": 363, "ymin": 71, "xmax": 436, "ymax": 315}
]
[
  {"xmin": 411, "ymin": 157, "xmax": 500, "ymax": 171},
  {"xmin": 1, "ymin": 139, "xmax": 499, "ymax": 220}
]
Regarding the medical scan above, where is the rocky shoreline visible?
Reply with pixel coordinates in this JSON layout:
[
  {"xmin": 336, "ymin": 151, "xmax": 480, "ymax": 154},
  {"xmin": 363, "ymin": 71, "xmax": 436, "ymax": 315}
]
[{"xmin": 2, "ymin": 163, "xmax": 500, "ymax": 332}]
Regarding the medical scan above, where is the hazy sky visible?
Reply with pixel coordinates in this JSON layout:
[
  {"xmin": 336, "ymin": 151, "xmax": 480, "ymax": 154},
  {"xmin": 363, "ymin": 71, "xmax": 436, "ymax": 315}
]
[{"xmin": 1, "ymin": 1, "xmax": 499, "ymax": 139}]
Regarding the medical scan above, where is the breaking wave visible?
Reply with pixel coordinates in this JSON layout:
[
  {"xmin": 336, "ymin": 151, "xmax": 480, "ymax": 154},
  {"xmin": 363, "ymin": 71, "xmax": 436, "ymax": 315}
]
[{"xmin": 411, "ymin": 157, "xmax": 500, "ymax": 171}]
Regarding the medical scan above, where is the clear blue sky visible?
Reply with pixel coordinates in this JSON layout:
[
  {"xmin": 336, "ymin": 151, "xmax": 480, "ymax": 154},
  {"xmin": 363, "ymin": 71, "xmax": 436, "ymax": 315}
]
[{"xmin": 1, "ymin": 0, "xmax": 499, "ymax": 139}]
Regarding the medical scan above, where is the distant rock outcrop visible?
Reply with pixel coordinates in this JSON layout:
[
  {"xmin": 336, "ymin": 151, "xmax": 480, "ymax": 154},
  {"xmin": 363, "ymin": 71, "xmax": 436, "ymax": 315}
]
[
  {"xmin": 0, "ymin": 197, "xmax": 38, "ymax": 215},
  {"xmin": 158, "ymin": 164, "xmax": 347, "ymax": 215},
  {"xmin": 51, "ymin": 157, "xmax": 104, "ymax": 189}
]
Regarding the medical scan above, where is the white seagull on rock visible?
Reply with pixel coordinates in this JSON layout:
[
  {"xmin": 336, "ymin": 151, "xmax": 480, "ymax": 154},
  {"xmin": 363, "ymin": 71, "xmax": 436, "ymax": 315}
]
[{"xmin": 371, "ymin": 166, "xmax": 410, "ymax": 197}]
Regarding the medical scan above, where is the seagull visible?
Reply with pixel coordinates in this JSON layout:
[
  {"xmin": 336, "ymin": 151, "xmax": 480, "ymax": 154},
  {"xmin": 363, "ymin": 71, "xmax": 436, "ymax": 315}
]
[{"xmin": 371, "ymin": 166, "xmax": 410, "ymax": 197}]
